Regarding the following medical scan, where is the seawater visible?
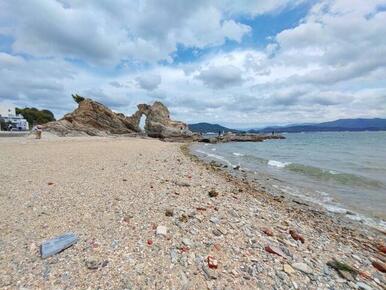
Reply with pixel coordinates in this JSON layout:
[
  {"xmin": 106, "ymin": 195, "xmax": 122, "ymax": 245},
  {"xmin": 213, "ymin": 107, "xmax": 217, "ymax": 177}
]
[{"xmin": 191, "ymin": 131, "xmax": 386, "ymax": 230}]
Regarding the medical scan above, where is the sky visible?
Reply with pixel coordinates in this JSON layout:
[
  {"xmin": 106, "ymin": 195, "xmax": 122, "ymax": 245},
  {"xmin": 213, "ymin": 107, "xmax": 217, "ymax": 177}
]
[{"xmin": 1, "ymin": 0, "xmax": 386, "ymax": 128}]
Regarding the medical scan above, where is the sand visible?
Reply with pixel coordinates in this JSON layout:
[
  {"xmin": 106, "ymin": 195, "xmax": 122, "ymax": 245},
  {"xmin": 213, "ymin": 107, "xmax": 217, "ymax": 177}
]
[{"xmin": 0, "ymin": 136, "xmax": 385, "ymax": 289}]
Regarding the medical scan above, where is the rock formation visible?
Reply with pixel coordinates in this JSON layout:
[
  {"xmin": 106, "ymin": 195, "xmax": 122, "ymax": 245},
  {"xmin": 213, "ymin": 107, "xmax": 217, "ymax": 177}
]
[
  {"xmin": 199, "ymin": 132, "xmax": 285, "ymax": 143},
  {"xmin": 44, "ymin": 99, "xmax": 141, "ymax": 136},
  {"xmin": 44, "ymin": 98, "xmax": 197, "ymax": 141},
  {"xmin": 140, "ymin": 101, "xmax": 195, "ymax": 141}
]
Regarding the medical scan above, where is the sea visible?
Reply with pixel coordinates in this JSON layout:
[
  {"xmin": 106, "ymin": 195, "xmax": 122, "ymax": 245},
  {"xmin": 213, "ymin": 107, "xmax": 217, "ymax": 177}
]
[{"xmin": 191, "ymin": 131, "xmax": 386, "ymax": 230}]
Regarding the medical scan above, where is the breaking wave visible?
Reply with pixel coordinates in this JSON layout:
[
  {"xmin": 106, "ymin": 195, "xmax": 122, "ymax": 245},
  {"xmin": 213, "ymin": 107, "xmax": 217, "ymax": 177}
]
[{"xmin": 268, "ymin": 160, "xmax": 292, "ymax": 168}]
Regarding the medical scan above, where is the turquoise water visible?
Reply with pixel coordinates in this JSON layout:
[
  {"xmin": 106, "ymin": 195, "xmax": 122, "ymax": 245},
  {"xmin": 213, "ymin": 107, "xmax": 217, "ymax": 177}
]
[{"xmin": 191, "ymin": 131, "xmax": 386, "ymax": 228}]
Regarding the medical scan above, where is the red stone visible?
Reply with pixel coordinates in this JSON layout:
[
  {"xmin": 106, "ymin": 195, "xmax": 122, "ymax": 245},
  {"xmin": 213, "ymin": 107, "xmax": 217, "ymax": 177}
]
[
  {"xmin": 147, "ymin": 239, "xmax": 153, "ymax": 246},
  {"xmin": 265, "ymin": 245, "xmax": 286, "ymax": 257},
  {"xmin": 289, "ymin": 229, "xmax": 305, "ymax": 243},
  {"xmin": 372, "ymin": 260, "xmax": 386, "ymax": 273},
  {"xmin": 207, "ymin": 256, "xmax": 218, "ymax": 269},
  {"xmin": 377, "ymin": 244, "xmax": 386, "ymax": 254},
  {"xmin": 262, "ymin": 228, "xmax": 274, "ymax": 236},
  {"xmin": 47, "ymin": 182, "xmax": 54, "ymax": 185}
]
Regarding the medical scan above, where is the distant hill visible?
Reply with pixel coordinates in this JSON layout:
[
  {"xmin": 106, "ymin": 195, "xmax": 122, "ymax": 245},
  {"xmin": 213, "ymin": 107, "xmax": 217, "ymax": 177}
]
[
  {"xmin": 251, "ymin": 118, "xmax": 386, "ymax": 133},
  {"xmin": 188, "ymin": 122, "xmax": 240, "ymax": 134}
]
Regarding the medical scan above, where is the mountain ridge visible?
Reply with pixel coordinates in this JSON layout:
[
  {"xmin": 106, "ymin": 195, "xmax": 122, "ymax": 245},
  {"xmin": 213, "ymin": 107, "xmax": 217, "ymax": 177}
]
[{"xmin": 189, "ymin": 118, "xmax": 386, "ymax": 133}]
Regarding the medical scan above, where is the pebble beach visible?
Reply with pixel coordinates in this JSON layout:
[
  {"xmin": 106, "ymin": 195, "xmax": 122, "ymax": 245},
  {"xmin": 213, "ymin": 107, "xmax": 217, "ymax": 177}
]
[{"xmin": 0, "ymin": 136, "xmax": 385, "ymax": 289}]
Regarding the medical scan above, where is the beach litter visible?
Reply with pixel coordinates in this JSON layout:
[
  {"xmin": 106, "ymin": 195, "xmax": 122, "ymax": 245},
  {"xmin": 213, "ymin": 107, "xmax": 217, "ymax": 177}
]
[{"xmin": 40, "ymin": 232, "xmax": 78, "ymax": 258}]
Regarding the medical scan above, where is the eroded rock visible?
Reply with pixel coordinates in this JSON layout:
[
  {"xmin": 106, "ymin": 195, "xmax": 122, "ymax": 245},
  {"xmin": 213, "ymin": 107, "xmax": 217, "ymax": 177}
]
[{"xmin": 45, "ymin": 97, "xmax": 197, "ymax": 141}]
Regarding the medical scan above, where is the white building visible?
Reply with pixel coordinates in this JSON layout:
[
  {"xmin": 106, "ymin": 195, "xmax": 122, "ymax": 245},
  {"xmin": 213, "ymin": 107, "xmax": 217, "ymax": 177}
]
[{"xmin": 0, "ymin": 107, "xmax": 29, "ymax": 131}]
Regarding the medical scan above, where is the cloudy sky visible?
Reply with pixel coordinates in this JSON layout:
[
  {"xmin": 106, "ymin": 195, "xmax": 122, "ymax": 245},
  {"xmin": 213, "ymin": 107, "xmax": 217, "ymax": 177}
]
[{"xmin": 1, "ymin": 0, "xmax": 386, "ymax": 128}]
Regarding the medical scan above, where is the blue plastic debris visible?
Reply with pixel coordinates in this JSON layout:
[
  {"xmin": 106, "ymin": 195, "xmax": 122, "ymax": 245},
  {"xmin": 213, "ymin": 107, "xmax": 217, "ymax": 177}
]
[{"xmin": 40, "ymin": 232, "xmax": 78, "ymax": 258}]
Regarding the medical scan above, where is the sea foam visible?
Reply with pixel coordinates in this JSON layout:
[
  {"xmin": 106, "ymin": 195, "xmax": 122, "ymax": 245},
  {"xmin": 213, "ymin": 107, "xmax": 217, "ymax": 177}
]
[{"xmin": 268, "ymin": 160, "xmax": 291, "ymax": 168}]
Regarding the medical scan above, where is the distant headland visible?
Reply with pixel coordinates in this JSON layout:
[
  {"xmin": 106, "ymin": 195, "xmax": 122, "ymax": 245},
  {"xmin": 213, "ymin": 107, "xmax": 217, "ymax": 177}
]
[{"xmin": 189, "ymin": 118, "xmax": 386, "ymax": 134}]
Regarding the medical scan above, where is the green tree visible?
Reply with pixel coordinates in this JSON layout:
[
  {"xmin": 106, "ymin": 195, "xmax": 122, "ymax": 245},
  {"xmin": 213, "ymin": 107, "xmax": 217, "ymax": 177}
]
[{"xmin": 16, "ymin": 107, "xmax": 56, "ymax": 127}]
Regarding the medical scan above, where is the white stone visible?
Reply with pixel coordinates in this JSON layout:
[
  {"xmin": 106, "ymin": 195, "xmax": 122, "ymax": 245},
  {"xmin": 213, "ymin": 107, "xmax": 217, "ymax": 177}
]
[
  {"xmin": 357, "ymin": 282, "xmax": 373, "ymax": 290},
  {"xmin": 292, "ymin": 262, "xmax": 312, "ymax": 274},
  {"xmin": 156, "ymin": 225, "xmax": 167, "ymax": 236}
]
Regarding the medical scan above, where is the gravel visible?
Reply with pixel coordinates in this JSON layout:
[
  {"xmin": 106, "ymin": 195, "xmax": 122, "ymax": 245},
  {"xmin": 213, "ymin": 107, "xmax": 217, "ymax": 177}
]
[{"xmin": 0, "ymin": 136, "xmax": 384, "ymax": 289}]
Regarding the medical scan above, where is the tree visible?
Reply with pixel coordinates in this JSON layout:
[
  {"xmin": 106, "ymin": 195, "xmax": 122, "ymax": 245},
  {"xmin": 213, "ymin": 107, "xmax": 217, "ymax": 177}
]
[
  {"xmin": 72, "ymin": 94, "xmax": 85, "ymax": 104},
  {"xmin": 16, "ymin": 107, "xmax": 56, "ymax": 126}
]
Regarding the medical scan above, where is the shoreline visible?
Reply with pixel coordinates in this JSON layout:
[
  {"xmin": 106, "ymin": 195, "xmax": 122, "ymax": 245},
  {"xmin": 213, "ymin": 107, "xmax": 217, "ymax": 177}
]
[
  {"xmin": 182, "ymin": 143, "xmax": 385, "ymax": 239},
  {"xmin": 0, "ymin": 136, "xmax": 385, "ymax": 289},
  {"xmin": 189, "ymin": 140, "xmax": 386, "ymax": 230}
]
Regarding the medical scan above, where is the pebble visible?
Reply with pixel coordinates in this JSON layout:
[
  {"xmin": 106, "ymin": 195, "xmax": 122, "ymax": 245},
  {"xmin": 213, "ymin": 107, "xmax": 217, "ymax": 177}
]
[
  {"xmin": 213, "ymin": 229, "xmax": 222, "ymax": 236},
  {"xmin": 265, "ymin": 245, "xmax": 286, "ymax": 257},
  {"xmin": 202, "ymin": 265, "xmax": 218, "ymax": 280},
  {"xmin": 283, "ymin": 264, "xmax": 295, "ymax": 274},
  {"xmin": 182, "ymin": 238, "xmax": 193, "ymax": 247},
  {"xmin": 85, "ymin": 257, "xmax": 104, "ymax": 270},
  {"xmin": 292, "ymin": 262, "xmax": 313, "ymax": 274},
  {"xmin": 356, "ymin": 282, "xmax": 373, "ymax": 290},
  {"xmin": 156, "ymin": 225, "xmax": 167, "ymax": 236}
]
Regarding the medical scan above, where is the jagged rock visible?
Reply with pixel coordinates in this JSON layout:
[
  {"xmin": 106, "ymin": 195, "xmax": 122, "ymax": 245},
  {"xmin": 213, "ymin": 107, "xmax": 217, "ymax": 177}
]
[
  {"xmin": 139, "ymin": 101, "xmax": 196, "ymax": 141},
  {"xmin": 199, "ymin": 132, "xmax": 285, "ymax": 143},
  {"xmin": 44, "ymin": 98, "xmax": 197, "ymax": 141},
  {"xmin": 44, "ymin": 98, "xmax": 141, "ymax": 136}
]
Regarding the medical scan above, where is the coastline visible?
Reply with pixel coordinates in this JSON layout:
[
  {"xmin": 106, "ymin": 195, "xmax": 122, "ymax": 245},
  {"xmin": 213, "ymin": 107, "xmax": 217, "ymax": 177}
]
[{"xmin": 0, "ymin": 136, "xmax": 384, "ymax": 289}]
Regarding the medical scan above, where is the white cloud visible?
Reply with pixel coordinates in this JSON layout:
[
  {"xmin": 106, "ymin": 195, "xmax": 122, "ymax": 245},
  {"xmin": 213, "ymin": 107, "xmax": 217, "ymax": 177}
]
[
  {"xmin": 1, "ymin": 0, "xmax": 386, "ymax": 127},
  {"xmin": 136, "ymin": 74, "xmax": 162, "ymax": 91},
  {"xmin": 196, "ymin": 65, "xmax": 244, "ymax": 89}
]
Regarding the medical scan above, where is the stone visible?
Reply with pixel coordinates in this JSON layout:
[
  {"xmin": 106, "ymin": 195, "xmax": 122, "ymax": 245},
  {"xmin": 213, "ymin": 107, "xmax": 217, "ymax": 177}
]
[
  {"xmin": 179, "ymin": 214, "xmax": 189, "ymax": 223},
  {"xmin": 213, "ymin": 229, "xmax": 222, "ymax": 236},
  {"xmin": 283, "ymin": 264, "xmax": 295, "ymax": 274},
  {"xmin": 202, "ymin": 265, "xmax": 218, "ymax": 280},
  {"xmin": 356, "ymin": 282, "xmax": 373, "ymax": 290},
  {"xmin": 262, "ymin": 228, "xmax": 274, "ymax": 236},
  {"xmin": 264, "ymin": 245, "xmax": 286, "ymax": 257},
  {"xmin": 372, "ymin": 260, "xmax": 386, "ymax": 273},
  {"xmin": 40, "ymin": 232, "xmax": 78, "ymax": 258},
  {"xmin": 182, "ymin": 238, "xmax": 193, "ymax": 247},
  {"xmin": 207, "ymin": 256, "xmax": 218, "ymax": 269},
  {"xmin": 85, "ymin": 256, "xmax": 106, "ymax": 270},
  {"xmin": 156, "ymin": 225, "xmax": 167, "ymax": 236},
  {"xmin": 289, "ymin": 229, "xmax": 305, "ymax": 243},
  {"xmin": 210, "ymin": 217, "xmax": 220, "ymax": 224},
  {"xmin": 165, "ymin": 209, "xmax": 174, "ymax": 217},
  {"xmin": 209, "ymin": 189, "xmax": 219, "ymax": 197},
  {"xmin": 292, "ymin": 263, "xmax": 312, "ymax": 274},
  {"xmin": 170, "ymin": 248, "xmax": 178, "ymax": 263},
  {"xmin": 377, "ymin": 243, "xmax": 386, "ymax": 254}
]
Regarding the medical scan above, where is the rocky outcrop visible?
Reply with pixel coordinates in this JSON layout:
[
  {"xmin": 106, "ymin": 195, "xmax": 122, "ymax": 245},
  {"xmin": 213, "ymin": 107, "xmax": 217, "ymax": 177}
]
[
  {"xmin": 44, "ymin": 98, "xmax": 197, "ymax": 141},
  {"xmin": 140, "ymin": 101, "xmax": 196, "ymax": 141},
  {"xmin": 199, "ymin": 132, "xmax": 285, "ymax": 143},
  {"xmin": 44, "ymin": 99, "xmax": 142, "ymax": 136}
]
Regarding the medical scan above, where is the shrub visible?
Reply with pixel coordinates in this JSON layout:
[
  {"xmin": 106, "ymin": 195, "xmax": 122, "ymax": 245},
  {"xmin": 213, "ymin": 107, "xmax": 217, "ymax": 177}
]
[{"xmin": 72, "ymin": 94, "xmax": 85, "ymax": 104}]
